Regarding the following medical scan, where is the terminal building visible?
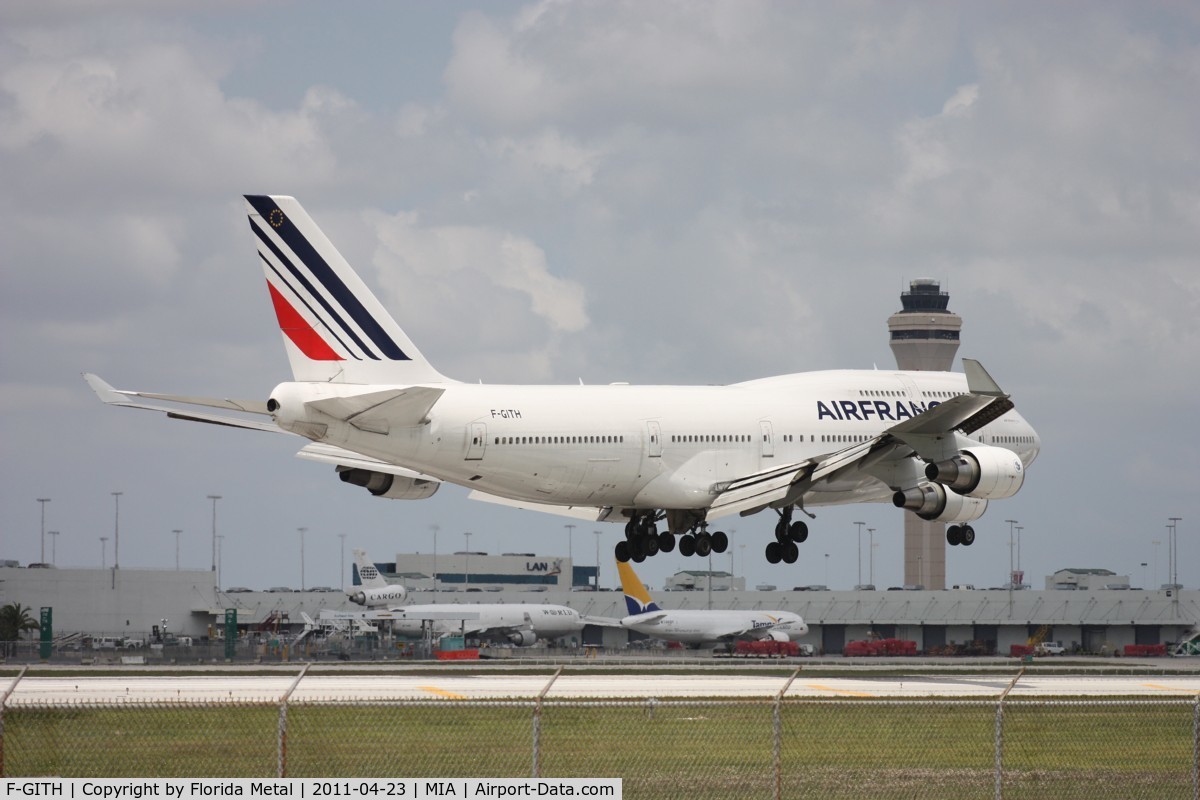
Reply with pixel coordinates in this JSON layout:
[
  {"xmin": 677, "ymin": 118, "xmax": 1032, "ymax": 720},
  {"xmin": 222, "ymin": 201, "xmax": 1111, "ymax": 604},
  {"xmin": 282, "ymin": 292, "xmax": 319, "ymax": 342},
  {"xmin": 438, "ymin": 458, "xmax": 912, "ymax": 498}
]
[{"xmin": 1, "ymin": 558, "xmax": 1195, "ymax": 656}]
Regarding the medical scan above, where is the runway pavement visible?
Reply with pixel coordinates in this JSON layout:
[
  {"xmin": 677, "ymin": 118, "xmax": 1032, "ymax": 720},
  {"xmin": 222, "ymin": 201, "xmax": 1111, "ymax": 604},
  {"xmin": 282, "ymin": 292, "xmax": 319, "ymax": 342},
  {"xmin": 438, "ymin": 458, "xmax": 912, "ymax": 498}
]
[{"xmin": 4, "ymin": 671, "xmax": 1199, "ymax": 704}]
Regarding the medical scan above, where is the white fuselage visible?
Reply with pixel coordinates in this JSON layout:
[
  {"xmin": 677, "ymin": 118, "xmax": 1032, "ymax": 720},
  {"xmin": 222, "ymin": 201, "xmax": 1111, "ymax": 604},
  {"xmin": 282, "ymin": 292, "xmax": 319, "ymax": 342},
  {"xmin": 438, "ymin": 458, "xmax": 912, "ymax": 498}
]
[
  {"xmin": 388, "ymin": 604, "xmax": 583, "ymax": 641},
  {"xmin": 622, "ymin": 610, "xmax": 808, "ymax": 645},
  {"xmin": 271, "ymin": 368, "xmax": 1040, "ymax": 512}
]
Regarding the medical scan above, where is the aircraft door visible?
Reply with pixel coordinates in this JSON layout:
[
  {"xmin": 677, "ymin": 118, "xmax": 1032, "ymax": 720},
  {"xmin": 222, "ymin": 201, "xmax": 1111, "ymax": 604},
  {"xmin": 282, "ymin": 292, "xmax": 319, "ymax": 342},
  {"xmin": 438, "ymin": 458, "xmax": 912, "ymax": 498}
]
[
  {"xmin": 465, "ymin": 422, "xmax": 487, "ymax": 460},
  {"xmin": 646, "ymin": 421, "xmax": 662, "ymax": 458},
  {"xmin": 759, "ymin": 420, "xmax": 775, "ymax": 458}
]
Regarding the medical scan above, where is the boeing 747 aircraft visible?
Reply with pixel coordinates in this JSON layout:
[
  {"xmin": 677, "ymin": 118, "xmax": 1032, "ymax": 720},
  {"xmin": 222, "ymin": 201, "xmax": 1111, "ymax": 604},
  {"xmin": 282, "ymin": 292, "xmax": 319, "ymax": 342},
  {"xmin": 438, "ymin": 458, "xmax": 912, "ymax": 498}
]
[
  {"xmin": 618, "ymin": 560, "xmax": 807, "ymax": 647},
  {"xmin": 86, "ymin": 195, "xmax": 1040, "ymax": 565}
]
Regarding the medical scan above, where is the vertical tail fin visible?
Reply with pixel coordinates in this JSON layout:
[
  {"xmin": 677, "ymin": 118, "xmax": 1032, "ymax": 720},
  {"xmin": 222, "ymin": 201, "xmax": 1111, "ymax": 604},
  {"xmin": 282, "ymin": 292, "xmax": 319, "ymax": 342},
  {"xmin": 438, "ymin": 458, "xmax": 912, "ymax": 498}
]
[
  {"xmin": 244, "ymin": 195, "xmax": 450, "ymax": 385},
  {"xmin": 617, "ymin": 560, "xmax": 662, "ymax": 615},
  {"xmin": 351, "ymin": 548, "xmax": 388, "ymax": 590}
]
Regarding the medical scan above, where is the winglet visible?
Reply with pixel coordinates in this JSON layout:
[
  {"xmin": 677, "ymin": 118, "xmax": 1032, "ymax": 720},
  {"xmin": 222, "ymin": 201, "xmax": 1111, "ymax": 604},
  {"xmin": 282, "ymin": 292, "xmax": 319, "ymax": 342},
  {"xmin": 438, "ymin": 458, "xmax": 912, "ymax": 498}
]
[{"xmin": 963, "ymin": 359, "xmax": 1006, "ymax": 397}]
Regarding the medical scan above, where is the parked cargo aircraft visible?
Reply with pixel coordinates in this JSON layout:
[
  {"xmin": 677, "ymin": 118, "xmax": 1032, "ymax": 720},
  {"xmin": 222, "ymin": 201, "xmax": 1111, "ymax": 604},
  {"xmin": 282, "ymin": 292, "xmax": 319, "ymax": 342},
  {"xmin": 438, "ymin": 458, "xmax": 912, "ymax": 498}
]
[
  {"xmin": 349, "ymin": 549, "xmax": 585, "ymax": 646},
  {"xmin": 618, "ymin": 560, "xmax": 807, "ymax": 646},
  {"xmin": 346, "ymin": 548, "xmax": 408, "ymax": 608},
  {"xmin": 86, "ymin": 195, "xmax": 1040, "ymax": 565}
]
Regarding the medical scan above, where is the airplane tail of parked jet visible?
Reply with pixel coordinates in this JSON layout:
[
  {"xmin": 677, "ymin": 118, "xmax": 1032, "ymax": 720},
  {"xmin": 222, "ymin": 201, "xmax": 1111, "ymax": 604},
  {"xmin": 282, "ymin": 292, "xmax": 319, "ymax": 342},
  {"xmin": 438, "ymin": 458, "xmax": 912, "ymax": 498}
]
[
  {"xmin": 244, "ymin": 195, "xmax": 451, "ymax": 386},
  {"xmin": 348, "ymin": 548, "xmax": 408, "ymax": 607},
  {"xmin": 618, "ymin": 560, "xmax": 663, "ymax": 616}
]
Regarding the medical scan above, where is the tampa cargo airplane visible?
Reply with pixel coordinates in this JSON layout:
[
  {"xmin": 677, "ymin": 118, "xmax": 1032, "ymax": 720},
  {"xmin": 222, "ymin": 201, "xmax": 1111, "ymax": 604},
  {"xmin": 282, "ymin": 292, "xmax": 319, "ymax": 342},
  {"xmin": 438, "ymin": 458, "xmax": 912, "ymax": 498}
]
[{"xmin": 87, "ymin": 195, "xmax": 1040, "ymax": 565}]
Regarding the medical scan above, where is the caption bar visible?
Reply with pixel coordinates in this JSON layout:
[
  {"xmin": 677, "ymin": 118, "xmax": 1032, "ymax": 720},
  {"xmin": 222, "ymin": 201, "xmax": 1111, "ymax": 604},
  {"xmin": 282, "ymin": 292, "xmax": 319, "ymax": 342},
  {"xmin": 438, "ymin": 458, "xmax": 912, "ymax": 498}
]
[{"xmin": 2, "ymin": 781, "xmax": 621, "ymax": 800}]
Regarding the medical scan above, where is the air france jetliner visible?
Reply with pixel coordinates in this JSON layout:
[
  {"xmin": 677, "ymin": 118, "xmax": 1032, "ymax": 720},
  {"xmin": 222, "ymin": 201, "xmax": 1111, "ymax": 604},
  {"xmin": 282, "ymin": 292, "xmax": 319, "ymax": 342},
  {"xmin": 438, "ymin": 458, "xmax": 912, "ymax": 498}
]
[
  {"xmin": 85, "ymin": 195, "xmax": 1040, "ymax": 566},
  {"xmin": 350, "ymin": 550, "xmax": 585, "ymax": 647},
  {"xmin": 618, "ymin": 560, "xmax": 807, "ymax": 647},
  {"xmin": 347, "ymin": 548, "xmax": 408, "ymax": 608}
]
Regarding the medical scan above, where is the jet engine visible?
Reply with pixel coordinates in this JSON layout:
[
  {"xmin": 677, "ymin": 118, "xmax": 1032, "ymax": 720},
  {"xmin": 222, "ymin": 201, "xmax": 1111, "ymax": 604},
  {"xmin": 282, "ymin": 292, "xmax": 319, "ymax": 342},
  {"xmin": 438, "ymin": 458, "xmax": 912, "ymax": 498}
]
[
  {"xmin": 924, "ymin": 446, "xmax": 1024, "ymax": 499},
  {"xmin": 765, "ymin": 630, "xmax": 790, "ymax": 642},
  {"xmin": 507, "ymin": 630, "xmax": 538, "ymax": 647},
  {"xmin": 348, "ymin": 585, "xmax": 408, "ymax": 607},
  {"xmin": 337, "ymin": 467, "xmax": 439, "ymax": 500},
  {"xmin": 892, "ymin": 481, "xmax": 988, "ymax": 523}
]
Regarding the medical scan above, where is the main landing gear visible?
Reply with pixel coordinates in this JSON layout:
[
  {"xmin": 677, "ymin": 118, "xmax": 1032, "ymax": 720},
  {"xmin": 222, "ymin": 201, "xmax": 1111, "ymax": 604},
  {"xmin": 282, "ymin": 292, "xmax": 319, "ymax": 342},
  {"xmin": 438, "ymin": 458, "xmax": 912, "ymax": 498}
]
[
  {"xmin": 614, "ymin": 514, "xmax": 728, "ymax": 563},
  {"xmin": 765, "ymin": 506, "xmax": 808, "ymax": 564},
  {"xmin": 946, "ymin": 524, "xmax": 976, "ymax": 546}
]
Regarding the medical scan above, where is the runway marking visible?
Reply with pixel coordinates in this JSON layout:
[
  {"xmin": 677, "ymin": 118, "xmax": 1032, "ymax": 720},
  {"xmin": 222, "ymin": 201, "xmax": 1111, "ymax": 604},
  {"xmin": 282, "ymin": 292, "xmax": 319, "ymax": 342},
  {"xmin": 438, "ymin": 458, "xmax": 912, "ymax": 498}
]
[
  {"xmin": 418, "ymin": 685, "xmax": 466, "ymax": 700},
  {"xmin": 805, "ymin": 683, "xmax": 874, "ymax": 698},
  {"xmin": 1141, "ymin": 683, "xmax": 1200, "ymax": 695}
]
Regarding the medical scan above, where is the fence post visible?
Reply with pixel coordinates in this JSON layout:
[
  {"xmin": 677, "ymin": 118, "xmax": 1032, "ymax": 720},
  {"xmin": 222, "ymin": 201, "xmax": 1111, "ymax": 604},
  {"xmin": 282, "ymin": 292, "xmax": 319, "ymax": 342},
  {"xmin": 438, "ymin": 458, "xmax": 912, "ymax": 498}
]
[
  {"xmin": 774, "ymin": 668, "xmax": 802, "ymax": 800},
  {"xmin": 278, "ymin": 663, "xmax": 312, "ymax": 778},
  {"xmin": 0, "ymin": 666, "xmax": 29, "ymax": 778},
  {"xmin": 533, "ymin": 667, "xmax": 563, "ymax": 778},
  {"xmin": 995, "ymin": 667, "xmax": 1025, "ymax": 800},
  {"xmin": 1192, "ymin": 694, "xmax": 1198, "ymax": 800}
]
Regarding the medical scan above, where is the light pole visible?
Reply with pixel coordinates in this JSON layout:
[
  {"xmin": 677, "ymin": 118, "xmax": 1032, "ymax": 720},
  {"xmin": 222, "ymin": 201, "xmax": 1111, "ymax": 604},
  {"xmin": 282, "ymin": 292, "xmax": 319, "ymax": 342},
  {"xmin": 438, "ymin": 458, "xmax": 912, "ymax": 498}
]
[
  {"xmin": 172, "ymin": 529, "xmax": 182, "ymax": 570},
  {"xmin": 1153, "ymin": 539, "xmax": 1161, "ymax": 586},
  {"xmin": 217, "ymin": 535, "xmax": 225, "ymax": 587},
  {"xmin": 1016, "ymin": 526, "xmax": 1023, "ymax": 574},
  {"xmin": 1004, "ymin": 519, "xmax": 1018, "ymax": 584},
  {"xmin": 207, "ymin": 495, "xmax": 221, "ymax": 572},
  {"xmin": 338, "ymin": 533, "xmax": 347, "ymax": 591},
  {"xmin": 463, "ymin": 532, "xmax": 473, "ymax": 591},
  {"xmin": 48, "ymin": 531, "xmax": 59, "ymax": 565},
  {"xmin": 111, "ymin": 491, "xmax": 122, "ymax": 569},
  {"xmin": 854, "ymin": 521, "xmax": 865, "ymax": 587},
  {"xmin": 824, "ymin": 553, "xmax": 829, "ymax": 586},
  {"xmin": 593, "ymin": 530, "xmax": 602, "ymax": 590},
  {"xmin": 431, "ymin": 524, "xmax": 440, "ymax": 599},
  {"xmin": 298, "ymin": 527, "xmax": 307, "ymax": 591},
  {"xmin": 1168, "ymin": 517, "xmax": 1182, "ymax": 589},
  {"xmin": 565, "ymin": 524, "xmax": 576, "ymax": 589},
  {"xmin": 100, "ymin": 536, "xmax": 108, "ymax": 568},
  {"xmin": 1140, "ymin": 562, "xmax": 1148, "ymax": 589},
  {"xmin": 867, "ymin": 528, "xmax": 875, "ymax": 586},
  {"xmin": 37, "ymin": 498, "xmax": 50, "ymax": 563}
]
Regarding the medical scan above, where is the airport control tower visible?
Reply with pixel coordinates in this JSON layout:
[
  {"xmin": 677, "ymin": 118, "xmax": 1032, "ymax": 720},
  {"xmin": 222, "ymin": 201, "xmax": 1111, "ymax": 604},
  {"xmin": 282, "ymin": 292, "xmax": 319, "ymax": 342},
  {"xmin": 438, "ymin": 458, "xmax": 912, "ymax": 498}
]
[{"xmin": 888, "ymin": 279, "xmax": 962, "ymax": 590}]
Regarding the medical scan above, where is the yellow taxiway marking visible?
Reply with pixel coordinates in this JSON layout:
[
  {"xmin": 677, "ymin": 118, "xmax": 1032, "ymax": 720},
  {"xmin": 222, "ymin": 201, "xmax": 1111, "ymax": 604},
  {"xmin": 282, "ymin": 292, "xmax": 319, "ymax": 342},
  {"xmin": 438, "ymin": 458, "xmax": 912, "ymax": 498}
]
[
  {"xmin": 1141, "ymin": 683, "xmax": 1200, "ymax": 695},
  {"xmin": 805, "ymin": 683, "xmax": 874, "ymax": 698},
  {"xmin": 418, "ymin": 685, "xmax": 466, "ymax": 700}
]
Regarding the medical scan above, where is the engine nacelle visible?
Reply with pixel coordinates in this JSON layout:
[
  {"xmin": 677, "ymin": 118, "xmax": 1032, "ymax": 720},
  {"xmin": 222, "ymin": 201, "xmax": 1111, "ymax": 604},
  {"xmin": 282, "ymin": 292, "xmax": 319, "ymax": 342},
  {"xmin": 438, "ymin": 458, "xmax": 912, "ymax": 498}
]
[
  {"xmin": 338, "ymin": 468, "xmax": 439, "ymax": 500},
  {"xmin": 348, "ymin": 586, "xmax": 408, "ymax": 607},
  {"xmin": 893, "ymin": 481, "xmax": 988, "ymax": 523},
  {"xmin": 765, "ymin": 629, "xmax": 790, "ymax": 643},
  {"xmin": 507, "ymin": 630, "xmax": 537, "ymax": 647},
  {"xmin": 925, "ymin": 446, "xmax": 1025, "ymax": 499}
]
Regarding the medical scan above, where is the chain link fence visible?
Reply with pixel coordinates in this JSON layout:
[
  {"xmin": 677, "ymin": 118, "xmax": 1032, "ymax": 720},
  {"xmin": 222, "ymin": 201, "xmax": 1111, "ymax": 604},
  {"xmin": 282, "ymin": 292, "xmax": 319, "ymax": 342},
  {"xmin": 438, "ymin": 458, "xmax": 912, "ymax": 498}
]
[{"xmin": 3, "ymin": 691, "xmax": 1198, "ymax": 798}]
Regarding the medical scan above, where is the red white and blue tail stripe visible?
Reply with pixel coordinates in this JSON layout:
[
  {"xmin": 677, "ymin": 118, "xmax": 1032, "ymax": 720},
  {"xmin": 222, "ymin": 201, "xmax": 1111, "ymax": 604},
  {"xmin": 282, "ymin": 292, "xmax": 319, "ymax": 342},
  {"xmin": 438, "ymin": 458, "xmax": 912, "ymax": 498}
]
[{"xmin": 245, "ymin": 195, "xmax": 448, "ymax": 384}]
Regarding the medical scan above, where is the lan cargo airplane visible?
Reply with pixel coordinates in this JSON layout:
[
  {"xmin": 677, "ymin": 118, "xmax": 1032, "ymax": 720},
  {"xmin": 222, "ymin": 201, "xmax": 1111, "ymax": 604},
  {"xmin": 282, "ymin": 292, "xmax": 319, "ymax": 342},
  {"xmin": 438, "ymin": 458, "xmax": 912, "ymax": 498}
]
[
  {"xmin": 618, "ymin": 560, "xmax": 807, "ymax": 647},
  {"xmin": 349, "ymin": 549, "xmax": 585, "ymax": 646},
  {"xmin": 86, "ymin": 195, "xmax": 1040, "ymax": 566}
]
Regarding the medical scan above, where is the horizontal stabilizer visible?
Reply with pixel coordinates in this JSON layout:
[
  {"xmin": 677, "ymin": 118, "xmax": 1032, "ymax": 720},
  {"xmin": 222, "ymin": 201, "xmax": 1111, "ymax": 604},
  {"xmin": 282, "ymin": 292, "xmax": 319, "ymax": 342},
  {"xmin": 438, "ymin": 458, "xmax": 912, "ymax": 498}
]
[
  {"xmin": 83, "ymin": 374, "xmax": 280, "ymax": 433},
  {"xmin": 306, "ymin": 386, "xmax": 444, "ymax": 433}
]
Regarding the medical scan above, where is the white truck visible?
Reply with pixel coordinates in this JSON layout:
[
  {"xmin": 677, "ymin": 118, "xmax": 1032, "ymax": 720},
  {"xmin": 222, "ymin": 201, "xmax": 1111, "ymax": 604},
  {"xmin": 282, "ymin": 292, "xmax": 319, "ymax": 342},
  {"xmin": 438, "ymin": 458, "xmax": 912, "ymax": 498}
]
[{"xmin": 1035, "ymin": 641, "xmax": 1066, "ymax": 655}]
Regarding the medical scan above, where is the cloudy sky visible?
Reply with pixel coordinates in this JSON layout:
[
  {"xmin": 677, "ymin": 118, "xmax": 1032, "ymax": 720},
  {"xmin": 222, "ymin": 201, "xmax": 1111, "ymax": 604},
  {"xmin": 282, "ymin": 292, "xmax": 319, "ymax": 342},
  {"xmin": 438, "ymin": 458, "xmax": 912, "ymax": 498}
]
[{"xmin": 2, "ymin": 1, "xmax": 1197, "ymax": 595}]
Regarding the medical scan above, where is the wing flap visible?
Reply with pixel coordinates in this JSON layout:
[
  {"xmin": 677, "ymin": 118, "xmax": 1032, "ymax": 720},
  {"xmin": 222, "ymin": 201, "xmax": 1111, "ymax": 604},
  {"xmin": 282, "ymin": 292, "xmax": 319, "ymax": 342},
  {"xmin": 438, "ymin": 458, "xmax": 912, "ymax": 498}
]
[
  {"xmin": 467, "ymin": 490, "xmax": 613, "ymax": 522},
  {"xmin": 707, "ymin": 461, "xmax": 813, "ymax": 519}
]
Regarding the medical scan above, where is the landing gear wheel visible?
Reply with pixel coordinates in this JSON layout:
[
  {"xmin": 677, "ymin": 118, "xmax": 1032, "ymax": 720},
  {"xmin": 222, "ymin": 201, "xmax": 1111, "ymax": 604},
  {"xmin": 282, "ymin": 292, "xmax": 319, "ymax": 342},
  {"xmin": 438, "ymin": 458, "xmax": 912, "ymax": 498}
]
[
  {"xmin": 960, "ymin": 525, "xmax": 976, "ymax": 546},
  {"xmin": 625, "ymin": 518, "xmax": 638, "ymax": 540},
  {"xmin": 782, "ymin": 541, "xmax": 799, "ymax": 564},
  {"xmin": 774, "ymin": 519, "xmax": 789, "ymax": 543},
  {"xmin": 631, "ymin": 549, "xmax": 646, "ymax": 563},
  {"xmin": 679, "ymin": 535, "xmax": 697, "ymax": 557},
  {"xmin": 788, "ymin": 521, "xmax": 809, "ymax": 543},
  {"xmin": 694, "ymin": 533, "xmax": 712, "ymax": 557},
  {"xmin": 711, "ymin": 531, "xmax": 729, "ymax": 553},
  {"xmin": 638, "ymin": 517, "xmax": 658, "ymax": 538},
  {"xmin": 614, "ymin": 541, "xmax": 631, "ymax": 563},
  {"xmin": 658, "ymin": 531, "xmax": 676, "ymax": 553},
  {"xmin": 947, "ymin": 525, "xmax": 962, "ymax": 546},
  {"xmin": 766, "ymin": 541, "xmax": 783, "ymax": 564},
  {"xmin": 644, "ymin": 534, "xmax": 660, "ymax": 557}
]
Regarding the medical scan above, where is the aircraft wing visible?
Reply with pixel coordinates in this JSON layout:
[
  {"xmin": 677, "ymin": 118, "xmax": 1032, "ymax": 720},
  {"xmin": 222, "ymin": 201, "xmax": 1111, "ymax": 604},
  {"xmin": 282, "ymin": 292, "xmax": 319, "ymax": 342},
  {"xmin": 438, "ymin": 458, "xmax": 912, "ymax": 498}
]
[
  {"xmin": 467, "ymin": 490, "xmax": 613, "ymax": 522},
  {"xmin": 581, "ymin": 615, "xmax": 625, "ymax": 628},
  {"xmin": 83, "ymin": 373, "xmax": 280, "ymax": 433},
  {"xmin": 708, "ymin": 359, "xmax": 1017, "ymax": 518}
]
